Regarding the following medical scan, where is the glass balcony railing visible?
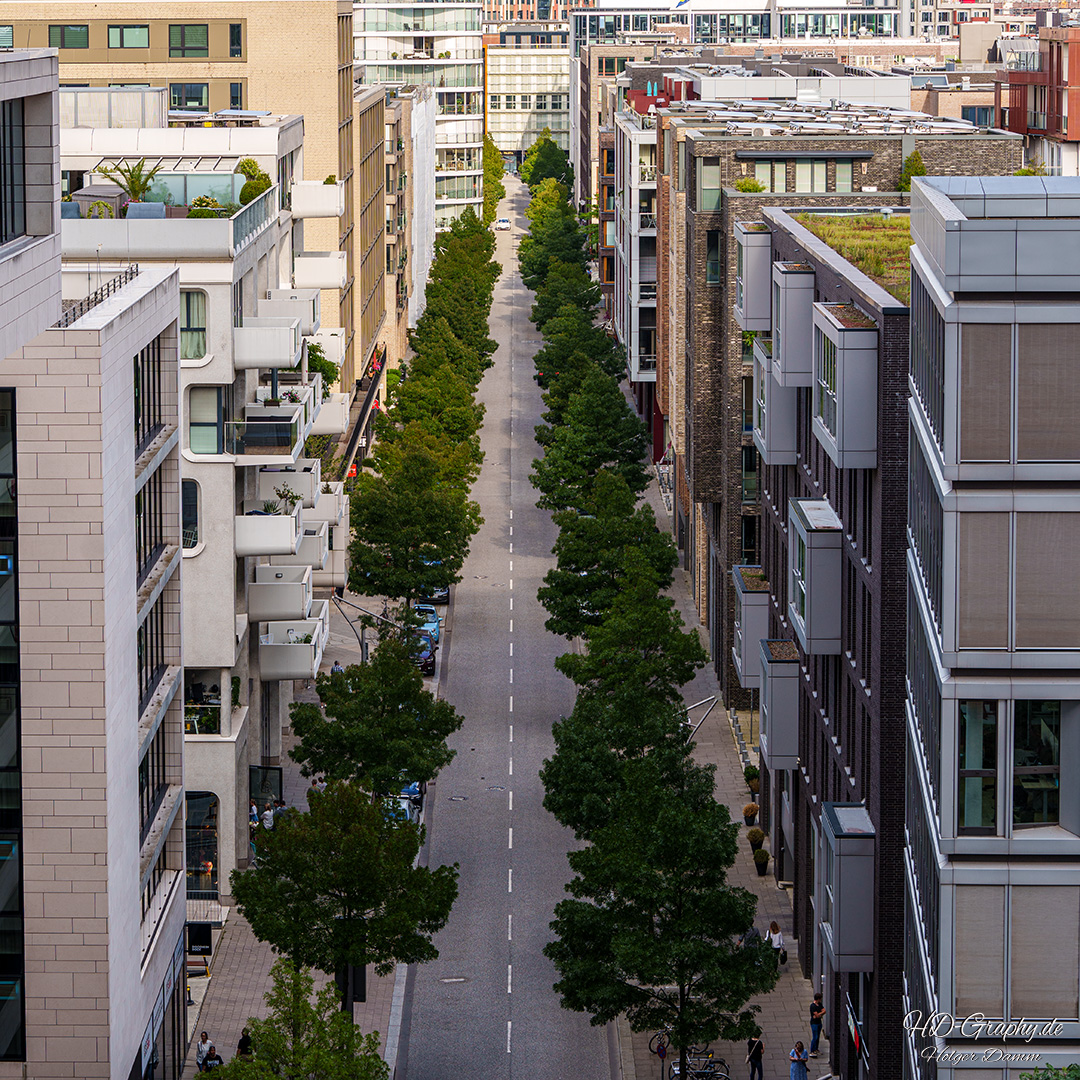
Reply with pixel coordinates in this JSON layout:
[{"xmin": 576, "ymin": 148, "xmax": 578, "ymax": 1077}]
[
  {"xmin": 638, "ymin": 353, "xmax": 657, "ymax": 372},
  {"xmin": 639, "ymin": 162, "xmax": 658, "ymax": 183},
  {"xmin": 640, "ymin": 211, "xmax": 657, "ymax": 230},
  {"xmin": 225, "ymin": 414, "xmax": 300, "ymax": 457},
  {"xmin": 185, "ymin": 703, "xmax": 221, "ymax": 735}
]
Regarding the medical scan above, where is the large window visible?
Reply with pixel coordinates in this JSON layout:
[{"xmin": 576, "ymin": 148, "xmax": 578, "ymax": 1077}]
[
  {"xmin": 836, "ymin": 160, "xmax": 853, "ymax": 193},
  {"xmin": 958, "ymin": 700, "xmax": 997, "ymax": 833},
  {"xmin": 815, "ymin": 328, "xmax": 838, "ymax": 436},
  {"xmin": 229, "ymin": 23, "xmax": 243, "ymax": 57},
  {"xmin": 170, "ymin": 83, "xmax": 209, "ymax": 112},
  {"xmin": 182, "ymin": 479, "xmax": 199, "ymax": 548},
  {"xmin": 135, "ymin": 469, "xmax": 166, "ymax": 586},
  {"xmin": 180, "ymin": 291, "xmax": 207, "ymax": 359},
  {"xmin": 134, "ymin": 334, "xmax": 164, "ymax": 455},
  {"xmin": 230, "ymin": 82, "xmax": 243, "ymax": 110},
  {"xmin": 188, "ymin": 386, "xmax": 226, "ymax": 455},
  {"xmin": 137, "ymin": 596, "xmax": 167, "ymax": 715},
  {"xmin": 0, "ymin": 99, "xmax": 24, "ymax": 248},
  {"xmin": 48, "ymin": 24, "xmax": 89, "ymax": 48},
  {"xmin": 706, "ymin": 230, "xmax": 720, "ymax": 285},
  {"xmin": 139, "ymin": 724, "xmax": 168, "ymax": 843},
  {"xmin": 186, "ymin": 793, "xmax": 219, "ymax": 898},
  {"xmin": 169, "ymin": 23, "xmax": 209, "ymax": 57},
  {"xmin": 0, "ymin": 29, "xmax": 11, "ymax": 49},
  {"xmin": 754, "ymin": 161, "xmax": 786, "ymax": 193},
  {"xmin": 795, "ymin": 159, "xmax": 828, "ymax": 193},
  {"xmin": 1013, "ymin": 700, "xmax": 1060, "ymax": 827},
  {"xmin": 107, "ymin": 24, "xmax": 149, "ymax": 48},
  {"xmin": 696, "ymin": 159, "xmax": 721, "ymax": 212}
]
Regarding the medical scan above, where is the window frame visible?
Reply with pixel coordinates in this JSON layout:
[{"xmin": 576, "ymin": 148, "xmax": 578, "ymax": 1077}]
[
  {"xmin": 107, "ymin": 24, "xmax": 150, "ymax": 49},
  {"xmin": 957, "ymin": 699, "xmax": 998, "ymax": 835},
  {"xmin": 182, "ymin": 478, "xmax": 200, "ymax": 549},
  {"xmin": 180, "ymin": 290, "xmax": 207, "ymax": 359},
  {"xmin": 48, "ymin": 24, "xmax": 89, "ymax": 49},
  {"xmin": 229, "ymin": 22, "xmax": 243, "ymax": 58},
  {"xmin": 169, "ymin": 83, "xmax": 210, "ymax": 112},
  {"xmin": 168, "ymin": 23, "xmax": 209, "ymax": 58}
]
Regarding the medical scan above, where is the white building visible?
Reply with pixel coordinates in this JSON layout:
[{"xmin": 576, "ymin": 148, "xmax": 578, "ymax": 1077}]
[
  {"xmin": 354, "ymin": 0, "xmax": 485, "ymax": 227},
  {"xmin": 60, "ymin": 90, "xmax": 347, "ymax": 910},
  {"xmin": 903, "ymin": 174, "xmax": 1080, "ymax": 1079}
]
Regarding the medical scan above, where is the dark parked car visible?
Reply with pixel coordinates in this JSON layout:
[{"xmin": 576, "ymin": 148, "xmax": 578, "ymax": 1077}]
[{"xmin": 409, "ymin": 629, "xmax": 437, "ymax": 676}]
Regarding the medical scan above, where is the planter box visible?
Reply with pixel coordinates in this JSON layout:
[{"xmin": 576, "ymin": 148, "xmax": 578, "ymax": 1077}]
[
  {"xmin": 290, "ymin": 180, "xmax": 346, "ymax": 219},
  {"xmin": 293, "ymin": 251, "xmax": 347, "ymax": 291}
]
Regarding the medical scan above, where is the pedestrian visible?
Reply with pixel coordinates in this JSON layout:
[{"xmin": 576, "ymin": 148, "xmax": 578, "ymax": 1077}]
[
  {"xmin": 745, "ymin": 1031, "xmax": 764, "ymax": 1080},
  {"xmin": 767, "ymin": 920, "xmax": 785, "ymax": 966},
  {"xmin": 249, "ymin": 798, "xmax": 258, "ymax": 825},
  {"xmin": 203, "ymin": 1045, "xmax": 224, "ymax": 1069},
  {"xmin": 194, "ymin": 1031, "xmax": 211, "ymax": 1072},
  {"xmin": 309, "ymin": 777, "xmax": 321, "ymax": 801},
  {"xmin": 261, "ymin": 801, "xmax": 275, "ymax": 830},
  {"xmin": 236, "ymin": 1028, "xmax": 253, "ymax": 1060},
  {"xmin": 809, "ymin": 992, "xmax": 825, "ymax": 1057},
  {"xmin": 331, "ymin": 659, "xmax": 344, "ymax": 674},
  {"xmin": 738, "ymin": 924, "xmax": 762, "ymax": 949},
  {"xmin": 789, "ymin": 1040, "xmax": 808, "ymax": 1080}
]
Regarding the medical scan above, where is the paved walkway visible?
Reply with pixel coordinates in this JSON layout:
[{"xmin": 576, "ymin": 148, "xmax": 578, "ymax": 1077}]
[{"xmin": 615, "ymin": 474, "xmax": 823, "ymax": 1080}]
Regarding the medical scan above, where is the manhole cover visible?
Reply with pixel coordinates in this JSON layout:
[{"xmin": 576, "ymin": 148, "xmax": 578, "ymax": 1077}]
[{"xmin": 448, "ymin": 796, "xmax": 468, "ymax": 802}]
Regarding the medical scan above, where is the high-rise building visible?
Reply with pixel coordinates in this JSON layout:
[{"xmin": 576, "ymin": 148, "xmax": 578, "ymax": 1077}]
[{"xmin": 353, "ymin": 0, "xmax": 485, "ymax": 227}]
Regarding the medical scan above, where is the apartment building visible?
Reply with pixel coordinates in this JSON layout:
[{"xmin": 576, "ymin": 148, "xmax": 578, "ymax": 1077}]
[
  {"xmin": 381, "ymin": 84, "xmax": 436, "ymax": 368},
  {"xmin": 0, "ymin": 0, "xmax": 375, "ymax": 396},
  {"xmin": 653, "ymin": 96, "xmax": 1021, "ymax": 706},
  {"xmin": 0, "ymin": 52, "xmax": 188, "ymax": 1080},
  {"xmin": 734, "ymin": 204, "xmax": 911, "ymax": 1080},
  {"xmin": 903, "ymin": 175, "xmax": 1080, "ymax": 1080},
  {"xmin": 484, "ymin": 35, "xmax": 571, "ymax": 162},
  {"xmin": 59, "ymin": 91, "xmax": 345, "ymax": 906},
  {"xmin": 353, "ymin": 0, "xmax": 485, "ymax": 227}
]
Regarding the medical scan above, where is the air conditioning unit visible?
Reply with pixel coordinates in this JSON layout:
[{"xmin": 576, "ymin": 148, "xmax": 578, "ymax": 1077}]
[{"xmin": 752, "ymin": 126, "xmax": 768, "ymax": 136}]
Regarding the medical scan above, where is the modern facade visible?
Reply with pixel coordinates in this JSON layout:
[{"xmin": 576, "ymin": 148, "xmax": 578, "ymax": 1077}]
[
  {"xmin": 353, "ymin": 0, "xmax": 485, "ymax": 226},
  {"xmin": 903, "ymin": 175, "xmax": 1080, "ymax": 1080},
  {"xmin": 484, "ymin": 35, "xmax": 571, "ymax": 161}
]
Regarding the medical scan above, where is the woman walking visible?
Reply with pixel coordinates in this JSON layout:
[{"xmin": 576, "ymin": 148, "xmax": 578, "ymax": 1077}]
[
  {"xmin": 767, "ymin": 920, "xmax": 785, "ymax": 966},
  {"xmin": 789, "ymin": 1040, "xmax": 809, "ymax": 1080}
]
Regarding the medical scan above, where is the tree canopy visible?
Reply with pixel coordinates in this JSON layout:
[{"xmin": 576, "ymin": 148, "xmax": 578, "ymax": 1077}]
[
  {"xmin": 482, "ymin": 133, "xmax": 506, "ymax": 224},
  {"xmin": 520, "ymin": 128, "xmax": 573, "ymax": 189}
]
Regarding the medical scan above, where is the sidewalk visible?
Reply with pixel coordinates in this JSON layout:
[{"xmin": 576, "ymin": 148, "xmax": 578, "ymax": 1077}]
[
  {"xmin": 617, "ymin": 474, "xmax": 820, "ymax": 1080},
  {"xmin": 182, "ymin": 600, "xmax": 400, "ymax": 1074}
]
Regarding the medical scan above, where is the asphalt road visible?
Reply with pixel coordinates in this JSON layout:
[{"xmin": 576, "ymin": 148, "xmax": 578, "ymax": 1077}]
[{"xmin": 397, "ymin": 179, "xmax": 613, "ymax": 1080}]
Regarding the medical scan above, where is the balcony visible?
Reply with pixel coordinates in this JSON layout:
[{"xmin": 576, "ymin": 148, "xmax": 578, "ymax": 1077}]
[
  {"xmin": 233, "ymin": 317, "xmax": 303, "ymax": 371},
  {"xmin": 752, "ymin": 344, "xmax": 797, "ymax": 467},
  {"xmin": 732, "ymin": 566, "xmax": 770, "ymax": 689},
  {"xmin": 257, "ymin": 458, "xmax": 322, "ymax": 510},
  {"xmin": 639, "ymin": 211, "xmax": 657, "ymax": 230},
  {"xmin": 637, "ymin": 353, "xmax": 657, "ymax": 373},
  {"xmin": 820, "ymin": 803, "xmax": 876, "ymax": 972},
  {"xmin": 734, "ymin": 221, "xmax": 772, "ymax": 333},
  {"xmin": 309, "ymin": 481, "xmax": 348, "ymax": 528},
  {"xmin": 259, "ymin": 599, "xmax": 330, "ymax": 681},
  {"xmin": 310, "ymin": 482, "xmax": 349, "ymax": 589},
  {"xmin": 771, "ymin": 262, "xmax": 816, "ymax": 387},
  {"xmin": 639, "ymin": 162, "xmax": 657, "ymax": 183},
  {"xmin": 254, "ymin": 381, "xmax": 318, "ymax": 438},
  {"xmin": 293, "ymin": 251, "xmax": 347, "ymax": 291},
  {"xmin": 261, "ymin": 289, "xmax": 320, "ymax": 337},
  {"xmin": 248, "ymin": 564, "xmax": 314, "ymax": 623},
  {"xmin": 639, "ymin": 282, "xmax": 657, "ymax": 302},
  {"xmin": 235, "ymin": 498, "xmax": 303, "ymax": 557},
  {"xmin": 226, "ymin": 404, "xmax": 303, "ymax": 466},
  {"xmin": 788, "ymin": 498, "xmax": 843, "ymax": 656},
  {"xmin": 310, "ymin": 392, "xmax": 349, "ymax": 436},
  {"xmin": 290, "ymin": 180, "xmax": 346, "ymax": 219},
  {"xmin": 759, "ymin": 639, "xmax": 800, "ymax": 771},
  {"xmin": 270, "ymin": 520, "xmax": 330, "ymax": 571}
]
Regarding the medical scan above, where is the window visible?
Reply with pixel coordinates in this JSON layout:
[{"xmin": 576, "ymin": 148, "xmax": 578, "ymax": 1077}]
[
  {"xmin": 602, "ymin": 220, "xmax": 614, "ymax": 246},
  {"xmin": 229, "ymin": 23, "xmax": 242, "ymax": 57},
  {"xmin": 232, "ymin": 280, "xmax": 243, "ymax": 329},
  {"xmin": 706, "ymin": 230, "xmax": 720, "ymax": 284},
  {"xmin": 188, "ymin": 387, "xmax": 225, "ymax": 455},
  {"xmin": 138, "ymin": 723, "xmax": 168, "ymax": 843},
  {"xmin": 0, "ymin": 28, "xmax": 11, "ymax": 49},
  {"xmin": 134, "ymin": 335, "xmax": 164, "ymax": 456},
  {"xmin": 186, "ymin": 793, "xmax": 219, "ymax": 898},
  {"xmin": 48, "ymin": 24, "xmax": 89, "ymax": 48},
  {"xmin": 1013, "ymin": 700, "xmax": 1060, "ymax": 827},
  {"xmin": 816, "ymin": 329, "xmax": 838, "ymax": 436},
  {"xmin": 535, "ymin": 93, "xmax": 548, "ymax": 110},
  {"xmin": 795, "ymin": 159, "xmax": 827, "ymax": 193},
  {"xmin": 170, "ymin": 83, "xmax": 209, "ymax": 112},
  {"xmin": 137, "ymin": 597, "xmax": 167, "ymax": 716},
  {"xmin": 135, "ymin": 470, "xmax": 166, "ymax": 586},
  {"xmin": 601, "ymin": 149, "xmax": 615, "ymax": 176},
  {"xmin": 182, "ymin": 480, "xmax": 199, "ymax": 549},
  {"xmin": 489, "ymin": 94, "xmax": 500, "ymax": 110},
  {"xmin": 180, "ymin": 291, "xmax": 207, "ymax": 359},
  {"xmin": 836, "ymin": 160, "xmax": 853, "ymax": 193},
  {"xmin": 551, "ymin": 94, "xmax": 565, "ymax": 110},
  {"xmin": 230, "ymin": 82, "xmax": 243, "ymax": 110},
  {"xmin": 0, "ymin": 100, "xmax": 24, "ymax": 247},
  {"xmin": 754, "ymin": 161, "xmax": 786, "ymax": 193},
  {"xmin": 169, "ymin": 23, "xmax": 209, "ymax": 57},
  {"xmin": 505, "ymin": 94, "xmax": 517, "ymax": 110},
  {"xmin": 741, "ymin": 445, "xmax": 758, "ymax": 502},
  {"xmin": 108, "ymin": 24, "xmax": 149, "ymax": 48},
  {"xmin": 600, "ymin": 255, "xmax": 615, "ymax": 283},
  {"xmin": 697, "ymin": 159, "xmax": 721, "ymax": 212},
  {"xmin": 520, "ymin": 94, "xmax": 531, "ymax": 110},
  {"xmin": 958, "ymin": 700, "xmax": 997, "ymax": 834},
  {"xmin": 962, "ymin": 105, "xmax": 993, "ymax": 126},
  {"xmin": 793, "ymin": 535, "xmax": 807, "ymax": 620}
]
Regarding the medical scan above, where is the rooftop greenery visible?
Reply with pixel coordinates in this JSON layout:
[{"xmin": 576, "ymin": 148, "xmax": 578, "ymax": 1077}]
[{"xmin": 794, "ymin": 213, "xmax": 911, "ymax": 306}]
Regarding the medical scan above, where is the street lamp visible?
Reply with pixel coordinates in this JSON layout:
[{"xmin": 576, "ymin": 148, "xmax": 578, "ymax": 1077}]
[{"xmin": 330, "ymin": 594, "xmax": 402, "ymax": 663}]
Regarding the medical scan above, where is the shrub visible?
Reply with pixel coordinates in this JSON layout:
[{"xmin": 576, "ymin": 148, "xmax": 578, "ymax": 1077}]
[
  {"xmin": 753, "ymin": 848, "xmax": 770, "ymax": 866},
  {"xmin": 748, "ymin": 777, "xmax": 760, "ymax": 794},
  {"xmin": 743, "ymin": 764, "xmax": 760, "ymax": 785},
  {"xmin": 306, "ymin": 341, "xmax": 339, "ymax": 401},
  {"xmin": 735, "ymin": 177, "xmax": 766, "ymax": 193},
  {"xmin": 87, "ymin": 200, "xmax": 114, "ymax": 219},
  {"xmin": 746, "ymin": 827, "xmax": 765, "ymax": 845},
  {"xmin": 187, "ymin": 207, "xmax": 223, "ymax": 218},
  {"xmin": 898, "ymin": 149, "xmax": 927, "ymax": 192},
  {"xmin": 240, "ymin": 173, "xmax": 272, "ymax": 205},
  {"xmin": 324, "ymin": 174, "xmax": 337, "ymax": 184},
  {"xmin": 190, "ymin": 194, "xmax": 223, "ymax": 209},
  {"xmin": 235, "ymin": 157, "xmax": 263, "ymax": 180},
  {"xmin": 743, "ymin": 803, "xmax": 759, "ymax": 818}
]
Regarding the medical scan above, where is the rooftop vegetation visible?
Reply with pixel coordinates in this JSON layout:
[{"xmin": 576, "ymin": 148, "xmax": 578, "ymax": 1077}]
[{"xmin": 794, "ymin": 213, "xmax": 911, "ymax": 306}]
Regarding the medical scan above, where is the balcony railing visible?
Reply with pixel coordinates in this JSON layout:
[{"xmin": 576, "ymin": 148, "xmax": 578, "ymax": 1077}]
[
  {"xmin": 231, "ymin": 184, "xmax": 279, "ymax": 252},
  {"xmin": 638, "ymin": 353, "xmax": 657, "ymax": 372},
  {"xmin": 639, "ymin": 282, "xmax": 657, "ymax": 301},
  {"xmin": 225, "ymin": 413, "xmax": 300, "ymax": 457},
  {"xmin": 639, "ymin": 163, "xmax": 658, "ymax": 183},
  {"xmin": 639, "ymin": 211, "xmax": 657, "ymax": 230},
  {"xmin": 184, "ymin": 703, "xmax": 221, "ymax": 735},
  {"xmin": 1027, "ymin": 110, "xmax": 1047, "ymax": 129}
]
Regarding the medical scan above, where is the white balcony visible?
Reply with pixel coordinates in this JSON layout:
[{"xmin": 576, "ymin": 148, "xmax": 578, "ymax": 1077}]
[
  {"xmin": 752, "ymin": 345, "xmax": 797, "ymax": 467},
  {"xmin": 257, "ymin": 458, "xmax": 322, "ymax": 510},
  {"xmin": 262, "ymin": 289, "xmax": 321, "ymax": 337},
  {"xmin": 290, "ymin": 180, "xmax": 346, "ymax": 219},
  {"xmin": 293, "ymin": 251, "xmax": 347, "ymax": 291},
  {"xmin": 270, "ymin": 520, "xmax": 329, "ymax": 571},
  {"xmin": 308, "ymin": 481, "xmax": 348, "ymax": 528},
  {"xmin": 235, "ymin": 499, "xmax": 303, "ymax": 558},
  {"xmin": 759, "ymin": 639, "xmax": 800, "ymax": 772},
  {"xmin": 253, "ymin": 382, "xmax": 318, "ymax": 441},
  {"xmin": 314, "ymin": 539, "xmax": 347, "ymax": 590},
  {"xmin": 732, "ymin": 566, "xmax": 771, "ymax": 690},
  {"xmin": 233, "ymin": 317, "xmax": 303, "ymax": 371},
  {"xmin": 820, "ymin": 803, "xmax": 876, "ymax": 973},
  {"xmin": 310, "ymin": 392, "xmax": 349, "ymax": 436},
  {"xmin": 248, "ymin": 564, "xmax": 314, "ymax": 622},
  {"xmin": 789, "ymin": 498, "xmax": 843, "ymax": 656},
  {"xmin": 771, "ymin": 261, "xmax": 816, "ymax": 387},
  {"xmin": 259, "ymin": 599, "xmax": 330, "ymax": 681},
  {"xmin": 734, "ymin": 221, "xmax": 772, "ymax": 333}
]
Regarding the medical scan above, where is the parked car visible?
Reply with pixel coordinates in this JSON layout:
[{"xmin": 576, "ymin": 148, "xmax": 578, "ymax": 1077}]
[
  {"xmin": 414, "ymin": 603, "xmax": 442, "ymax": 643},
  {"xmin": 418, "ymin": 559, "xmax": 450, "ymax": 604},
  {"xmin": 495, "ymin": 217, "xmax": 511, "ymax": 231},
  {"xmin": 409, "ymin": 628, "xmax": 437, "ymax": 676}
]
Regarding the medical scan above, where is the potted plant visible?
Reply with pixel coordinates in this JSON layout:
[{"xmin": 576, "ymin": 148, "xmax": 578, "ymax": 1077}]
[
  {"xmin": 264, "ymin": 397, "xmax": 281, "ymax": 407},
  {"xmin": 754, "ymin": 848, "xmax": 770, "ymax": 877},
  {"xmin": 261, "ymin": 499, "xmax": 281, "ymax": 515},
  {"xmin": 97, "ymin": 157, "xmax": 164, "ymax": 203},
  {"xmin": 743, "ymin": 802, "xmax": 759, "ymax": 827},
  {"xmin": 747, "ymin": 827, "xmax": 765, "ymax": 852},
  {"xmin": 274, "ymin": 483, "xmax": 301, "ymax": 513},
  {"xmin": 744, "ymin": 764, "xmax": 760, "ymax": 787},
  {"xmin": 281, "ymin": 389, "xmax": 300, "ymax": 403},
  {"xmin": 748, "ymin": 776, "xmax": 760, "ymax": 796},
  {"xmin": 324, "ymin": 174, "xmax": 337, "ymax": 185}
]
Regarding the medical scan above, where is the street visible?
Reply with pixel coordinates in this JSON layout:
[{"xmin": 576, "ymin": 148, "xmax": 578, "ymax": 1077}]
[{"xmin": 397, "ymin": 178, "xmax": 613, "ymax": 1080}]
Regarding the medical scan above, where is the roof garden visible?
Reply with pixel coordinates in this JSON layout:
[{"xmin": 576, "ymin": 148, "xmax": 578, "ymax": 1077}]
[{"xmin": 793, "ymin": 213, "xmax": 911, "ymax": 306}]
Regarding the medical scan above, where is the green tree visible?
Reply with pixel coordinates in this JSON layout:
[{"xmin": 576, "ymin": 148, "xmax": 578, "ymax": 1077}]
[
  {"xmin": 520, "ymin": 127, "xmax": 573, "ymax": 189},
  {"xmin": 305, "ymin": 341, "xmax": 339, "ymax": 400},
  {"xmin": 372, "ymin": 422, "xmax": 484, "ymax": 491},
  {"xmin": 482, "ymin": 134, "xmax": 506, "ymax": 224},
  {"xmin": 383, "ymin": 364, "xmax": 485, "ymax": 450},
  {"xmin": 231, "ymin": 783, "xmax": 458, "ymax": 977},
  {"xmin": 216, "ymin": 959, "xmax": 388, "ymax": 1080},
  {"xmin": 898, "ymin": 149, "xmax": 927, "ymax": 192},
  {"xmin": 348, "ymin": 445, "xmax": 482, "ymax": 602},
  {"xmin": 519, "ymin": 212, "xmax": 587, "ymax": 292},
  {"xmin": 544, "ymin": 756, "xmax": 778, "ymax": 1080},
  {"xmin": 531, "ymin": 369, "xmax": 649, "ymax": 511},
  {"xmin": 1021, "ymin": 1068, "xmax": 1080, "ymax": 1079},
  {"xmin": 97, "ymin": 157, "xmax": 164, "ymax": 202},
  {"xmin": 290, "ymin": 633, "xmax": 463, "ymax": 791},
  {"xmin": 734, "ymin": 177, "xmax": 766, "ymax": 193},
  {"xmin": 530, "ymin": 260, "xmax": 601, "ymax": 331},
  {"xmin": 409, "ymin": 314, "xmax": 489, "ymax": 388}
]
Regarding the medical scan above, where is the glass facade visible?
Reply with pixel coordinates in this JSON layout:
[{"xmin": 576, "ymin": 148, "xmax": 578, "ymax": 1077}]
[
  {"xmin": 0, "ymin": 99, "xmax": 24, "ymax": 248},
  {"xmin": 906, "ymin": 579, "xmax": 941, "ymax": 808},
  {"xmin": 909, "ymin": 270, "xmax": 945, "ymax": 449}
]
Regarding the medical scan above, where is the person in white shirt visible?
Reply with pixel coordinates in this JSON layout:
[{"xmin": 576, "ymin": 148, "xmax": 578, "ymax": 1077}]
[
  {"xmin": 767, "ymin": 921, "xmax": 785, "ymax": 966},
  {"xmin": 261, "ymin": 802, "xmax": 275, "ymax": 830}
]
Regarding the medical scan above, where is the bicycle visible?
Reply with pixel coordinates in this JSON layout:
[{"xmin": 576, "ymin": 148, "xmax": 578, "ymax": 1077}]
[
  {"xmin": 669, "ymin": 1058, "xmax": 728, "ymax": 1080},
  {"xmin": 649, "ymin": 1029, "xmax": 711, "ymax": 1056}
]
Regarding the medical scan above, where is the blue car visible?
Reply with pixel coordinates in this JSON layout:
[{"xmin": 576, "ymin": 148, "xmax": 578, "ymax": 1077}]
[{"xmin": 414, "ymin": 603, "xmax": 441, "ymax": 643}]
